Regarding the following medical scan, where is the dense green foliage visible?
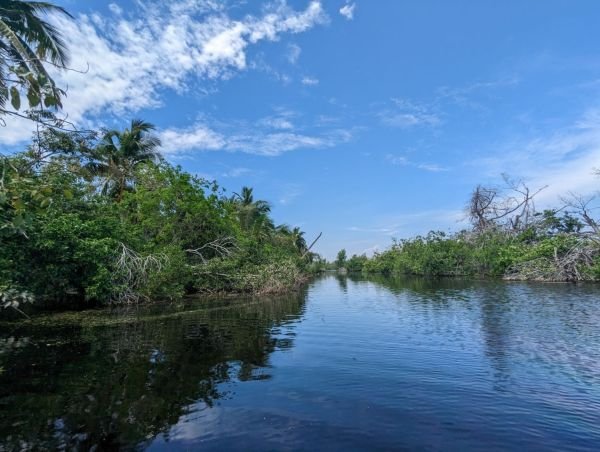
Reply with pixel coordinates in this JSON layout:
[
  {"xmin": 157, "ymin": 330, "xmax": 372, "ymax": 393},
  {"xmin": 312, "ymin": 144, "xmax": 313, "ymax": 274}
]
[
  {"xmin": 1, "ymin": 128, "xmax": 319, "ymax": 314},
  {"xmin": 360, "ymin": 208, "xmax": 600, "ymax": 281},
  {"xmin": 1, "ymin": 0, "xmax": 71, "ymax": 124}
]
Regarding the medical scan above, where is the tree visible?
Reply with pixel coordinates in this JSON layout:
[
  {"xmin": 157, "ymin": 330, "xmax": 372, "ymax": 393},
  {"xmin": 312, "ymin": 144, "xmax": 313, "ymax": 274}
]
[
  {"xmin": 346, "ymin": 253, "xmax": 367, "ymax": 272},
  {"xmin": 335, "ymin": 249, "xmax": 347, "ymax": 269},
  {"xmin": 291, "ymin": 227, "xmax": 307, "ymax": 253},
  {"xmin": 0, "ymin": 1, "xmax": 72, "ymax": 120},
  {"xmin": 468, "ymin": 175, "xmax": 545, "ymax": 233},
  {"xmin": 86, "ymin": 119, "xmax": 162, "ymax": 201},
  {"xmin": 232, "ymin": 186, "xmax": 273, "ymax": 234}
]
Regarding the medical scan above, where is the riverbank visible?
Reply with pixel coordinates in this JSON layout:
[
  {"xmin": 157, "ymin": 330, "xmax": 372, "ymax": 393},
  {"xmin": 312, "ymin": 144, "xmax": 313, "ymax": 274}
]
[
  {"xmin": 340, "ymin": 228, "xmax": 600, "ymax": 283},
  {"xmin": 1, "ymin": 129, "xmax": 324, "ymax": 317}
]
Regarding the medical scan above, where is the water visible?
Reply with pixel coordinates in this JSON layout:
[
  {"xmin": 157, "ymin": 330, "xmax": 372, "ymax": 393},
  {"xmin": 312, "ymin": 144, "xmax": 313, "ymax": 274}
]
[{"xmin": 1, "ymin": 275, "xmax": 599, "ymax": 451}]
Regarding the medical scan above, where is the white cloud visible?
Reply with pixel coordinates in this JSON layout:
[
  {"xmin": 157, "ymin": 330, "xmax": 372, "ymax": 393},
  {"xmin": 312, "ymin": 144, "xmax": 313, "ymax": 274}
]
[
  {"xmin": 107, "ymin": 3, "xmax": 123, "ymax": 15},
  {"xmin": 159, "ymin": 118, "xmax": 353, "ymax": 157},
  {"xmin": 259, "ymin": 111, "xmax": 296, "ymax": 130},
  {"xmin": 160, "ymin": 125, "xmax": 226, "ymax": 154},
  {"xmin": 386, "ymin": 155, "xmax": 409, "ymax": 166},
  {"xmin": 416, "ymin": 163, "xmax": 449, "ymax": 172},
  {"xmin": 287, "ymin": 43, "xmax": 301, "ymax": 64},
  {"xmin": 380, "ymin": 98, "xmax": 441, "ymax": 128},
  {"xmin": 1, "ymin": 1, "xmax": 328, "ymax": 144},
  {"xmin": 226, "ymin": 129, "xmax": 350, "ymax": 156},
  {"xmin": 221, "ymin": 167, "xmax": 252, "ymax": 178},
  {"xmin": 470, "ymin": 108, "xmax": 600, "ymax": 206},
  {"xmin": 386, "ymin": 154, "xmax": 449, "ymax": 172},
  {"xmin": 436, "ymin": 76, "xmax": 520, "ymax": 109},
  {"xmin": 301, "ymin": 76, "xmax": 319, "ymax": 86},
  {"xmin": 339, "ymin": 3, "xmax": 356, "ymax": 20}
]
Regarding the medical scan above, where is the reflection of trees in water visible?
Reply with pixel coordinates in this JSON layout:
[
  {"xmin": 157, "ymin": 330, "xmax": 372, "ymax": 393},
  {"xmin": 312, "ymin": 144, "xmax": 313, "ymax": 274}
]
[
  {"xmin": 335, "ymin": 274, "xmax": 348, "ymax": 293},
  {"xmin": 359, "ymin": 273, "xmax": 474, "ymax": 303},
  {"xmin": 0, "ymin": 290, "xmax": 307, "ymax": 450},
  {"xmin": 355, "ymin": 274, "xmax": 514, "ymax": 384},
  {"xmin": 476, "ymin": 286, "xmax": 513, "ymax": 386}
]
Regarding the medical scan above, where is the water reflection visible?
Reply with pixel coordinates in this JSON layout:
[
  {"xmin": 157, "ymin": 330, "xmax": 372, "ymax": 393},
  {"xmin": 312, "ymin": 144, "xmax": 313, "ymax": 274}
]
[
  {"xmin": 0, "ymin": 291, "xmax": 307, "ymax": 450},
  {"xmin": 1, "ymin": 277, "xmax": 600, "ymax": 451}
]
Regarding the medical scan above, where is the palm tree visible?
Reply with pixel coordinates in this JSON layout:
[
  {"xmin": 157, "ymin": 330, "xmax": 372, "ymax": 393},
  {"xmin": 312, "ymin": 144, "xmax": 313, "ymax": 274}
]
[
  {"xmin": 291, "ymin": 227, "xmax": 307, "ymax": 253},
  {"xmin": 0, "ymin": 1, "xmax": 71, "ymax": 112},
  {"xmin": 87, "ymin": 119, "xmax": 162, "ymax": 201},
  {"xmin": 232, "ymin": 186, "xmax": 273, "ymax": 234}
]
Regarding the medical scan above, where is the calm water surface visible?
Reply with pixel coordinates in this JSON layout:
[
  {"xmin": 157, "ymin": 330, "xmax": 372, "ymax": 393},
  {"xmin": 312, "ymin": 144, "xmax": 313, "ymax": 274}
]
[{"xmin": 1, "ymin": 275, "xmax": 600, "ymax": 450}]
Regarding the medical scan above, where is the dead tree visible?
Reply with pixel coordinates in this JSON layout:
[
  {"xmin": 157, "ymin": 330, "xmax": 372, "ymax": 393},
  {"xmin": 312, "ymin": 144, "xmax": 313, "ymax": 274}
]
[
  {"xmin": 562, "ymin": 194, "xmax": 600, "ymax": 239},
  {"xmin": 112, "ymin": 243, "xmax": 167, "ymax": 304},
  {"xmin": 505, "ymin": 194, "xmax": 600, "ymax": 282},
  {"xmin": 185, "ymin": 236, "xmax": 238, "ymax": 263},
  {"xmin": 468, "ymin": 175, "xmax": 546, "ymax": 233}
]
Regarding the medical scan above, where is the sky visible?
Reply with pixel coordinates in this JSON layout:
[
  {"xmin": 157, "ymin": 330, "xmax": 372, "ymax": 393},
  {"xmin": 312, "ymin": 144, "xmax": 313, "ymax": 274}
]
[{"xmin": 2, "ymin": 0, "xmax": 600, "ymax": 259}]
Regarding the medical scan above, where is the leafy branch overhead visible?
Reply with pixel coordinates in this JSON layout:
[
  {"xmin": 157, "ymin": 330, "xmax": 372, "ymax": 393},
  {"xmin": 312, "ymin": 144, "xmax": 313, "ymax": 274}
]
[{"xmin": 0, "ymin": 0, "xmax": 72, "ymax": 118}]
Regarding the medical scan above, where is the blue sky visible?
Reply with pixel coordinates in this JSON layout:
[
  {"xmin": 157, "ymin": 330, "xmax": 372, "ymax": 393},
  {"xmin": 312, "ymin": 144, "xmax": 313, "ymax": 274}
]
[{"xmin": 3, "ymin": 0, "xmax": 600, "ymax": 259}]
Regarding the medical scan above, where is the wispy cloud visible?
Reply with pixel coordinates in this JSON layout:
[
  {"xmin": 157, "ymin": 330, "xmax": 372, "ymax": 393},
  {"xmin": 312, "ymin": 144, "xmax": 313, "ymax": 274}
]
[
  {"xmin": 278, "ymin": 184, "xmax": 304, "ymax": 205},
  {"xmin": 259, "ymin": 109, "xmax": 296, "ymax": 130},
  {"xmin": 160, "ymin": 125, "xmax": 226, "ymax": 153},
  {"xmin": 415, "ymin": 163, "xmax": 449, "ymax": 172},
  {"xmin": 435, "ymin": 76, "xmax": 520, "ymax": 110},
  {"xmin": 286, "ymin": 43, "xmax": 302, "ymax": 64},
  {"xmin": 221, "ymin": 167, "xmax": 253, "ymax": 178},
  {"xmin": 1, "ymin": 1, "xmax": 328, "ymax": 144},
  {"xmin": 386, "ymin": 154, "xmax": 449, "ymax": 172},
  {"xmin": 301, "ymin": 76, "xmax": 319, "ymax": 86},
  {"xmin": 160, "ymin": 112, "xmax": 354, "ymax": 156},
  {"xmin": 344, "ymin": 209, "xmax": 468, "ymax": 258},
  {"xmin": 380, "ymin": 98, "xmax": 441, "ymax": 128},
  {"xmin": 339, "ymin": 3, "xmax": 356, "ymax": 20},
  {"xmin": 226, "ymin": 129, "xmax": 351, "ymax": 156},
  {"xmin": 469, "ymin": 108, "xmax": 600, "ymax": 205},
  {"xmin": 347, "ymin": 226, "xmax": 400, "ymax": 235}
]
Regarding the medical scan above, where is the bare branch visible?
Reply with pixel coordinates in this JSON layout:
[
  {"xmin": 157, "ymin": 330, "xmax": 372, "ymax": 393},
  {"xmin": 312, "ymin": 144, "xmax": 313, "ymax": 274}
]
[
  {"xmin": 185, "ymin": 237, "xmax": 238, "ymax": 263},
  {"xmin": 112, "ymin": 243, "xmax": 168, "ymax": 304}
]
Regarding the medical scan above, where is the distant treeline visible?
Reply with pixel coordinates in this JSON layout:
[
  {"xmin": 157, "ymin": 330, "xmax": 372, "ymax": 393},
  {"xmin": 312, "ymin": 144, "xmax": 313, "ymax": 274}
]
[{"xmin": 335, "ymin": 176, "xmax": 600, "ymax": 282}]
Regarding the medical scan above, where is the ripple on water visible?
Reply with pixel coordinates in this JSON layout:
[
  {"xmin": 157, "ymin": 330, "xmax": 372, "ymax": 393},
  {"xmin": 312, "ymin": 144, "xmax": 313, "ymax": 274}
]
[{"xmin": 1, "ymin": 275, "xmax": 599, "ymax": 451}]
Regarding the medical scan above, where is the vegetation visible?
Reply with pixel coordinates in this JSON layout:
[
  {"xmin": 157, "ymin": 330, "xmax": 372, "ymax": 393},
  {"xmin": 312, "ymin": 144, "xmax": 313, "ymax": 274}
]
[
  {"xmin": 0, "ymin": 127, "xmax": 322, "ymax": 315},
  {"xmin": 0, "ymin": 1, "xmax": 328, "ymax": 317},
  {"xmin": 358, "ymin": 178, "xmax": 600, "ymax": 281},
  {"xmin": 0, "ymin": 0, "xmax": 71, "ymax": 126},
  {"xmin": 2, "ymin": 0, "xmax": 598, "ymax": 321}
]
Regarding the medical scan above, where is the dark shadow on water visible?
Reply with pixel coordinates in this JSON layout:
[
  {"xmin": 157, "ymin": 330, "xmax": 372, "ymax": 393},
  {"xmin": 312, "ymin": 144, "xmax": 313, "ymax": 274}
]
[{"xmin": 0, "ymin": 290, "xmax": 307, "ymax": 450}]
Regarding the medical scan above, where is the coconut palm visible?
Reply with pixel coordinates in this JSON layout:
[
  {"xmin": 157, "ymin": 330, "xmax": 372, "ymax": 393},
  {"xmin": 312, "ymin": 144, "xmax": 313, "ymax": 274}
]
[
  {"xmin": 232, "ymin": 186, "xmax": 272, "ymax": 232},
  {"xmin": 0, "ymin": 0, "xmax": 71, "ymax": 112},
  {"xmin": 291, "ymin": 227, "xmax": 307, "ymax": 253},
  {"xmin": 86, "ymin": 119, "xmax": 162, "ymax": 201},
  {"xmin": 231, "ymin": 186, "xmax": 276, "ymax": 241}
]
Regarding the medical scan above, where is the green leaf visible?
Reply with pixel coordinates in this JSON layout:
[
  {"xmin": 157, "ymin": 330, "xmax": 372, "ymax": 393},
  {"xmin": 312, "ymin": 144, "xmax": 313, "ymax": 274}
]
[
  {"xmin": 27, "ymin": 89, "xmax": 40, "ymax": 108},
  {"xmin": 10, "ymin": 87, "xmax": 21, "ymax": 110},
  {"xmin": 44, "ymin": 95, "xmax": 56, "ymax": 108}
]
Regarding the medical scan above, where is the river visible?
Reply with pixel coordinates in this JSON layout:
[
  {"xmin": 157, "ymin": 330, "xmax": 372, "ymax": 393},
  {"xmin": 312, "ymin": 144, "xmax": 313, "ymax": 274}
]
[{"xmin": 1, "ymin": 275, "xmax": 599, "ymax": 450}]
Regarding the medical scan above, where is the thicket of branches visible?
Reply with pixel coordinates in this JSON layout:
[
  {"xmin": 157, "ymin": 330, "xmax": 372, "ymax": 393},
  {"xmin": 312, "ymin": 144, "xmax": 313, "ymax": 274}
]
[{"xmin": 361, "ymin": 174, "xmax": 600, "ymax": 282}]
